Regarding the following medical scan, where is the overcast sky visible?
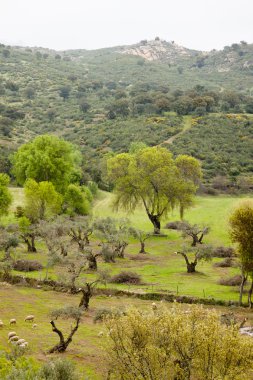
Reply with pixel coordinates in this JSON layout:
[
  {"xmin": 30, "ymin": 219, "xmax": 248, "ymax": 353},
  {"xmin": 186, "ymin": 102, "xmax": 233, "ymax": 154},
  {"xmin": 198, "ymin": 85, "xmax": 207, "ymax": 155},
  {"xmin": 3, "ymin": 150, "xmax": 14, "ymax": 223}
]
[{"xmin": 1, "ymin": 0, "xmax": 252, "ymax": 51}]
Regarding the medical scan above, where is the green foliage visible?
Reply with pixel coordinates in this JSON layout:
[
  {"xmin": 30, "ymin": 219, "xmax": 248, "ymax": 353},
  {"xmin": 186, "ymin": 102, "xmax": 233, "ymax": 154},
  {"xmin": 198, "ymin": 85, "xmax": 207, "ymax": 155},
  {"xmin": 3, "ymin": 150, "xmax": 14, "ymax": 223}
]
[
  {"xmin": 39, "ymin": 358, "xmax": 80, "ymax": 380},
  {"xmin": 105, "ymin": 304, "xmax": 253, "ymax": 380},
  {"xmin": 12, "ymin": 135, "xmax": 82, "ymax": 193},
  {"xmin": 63, "ymin": 184, "xmax": 91, "ymax": 216},
  {"xmin": 0, "ymin": 173, "xmax": 12, "ymax": 217},
  {"xmin": 24, "ymin": 179, "xmax": 62, "ymax": 222},
  {"xmin": 107, "ymin": 147, "xmax": 201, "ymax": 233},
  {"xmin": 229, "ymin": 200, "xmax": 253, "ymax": 272}
]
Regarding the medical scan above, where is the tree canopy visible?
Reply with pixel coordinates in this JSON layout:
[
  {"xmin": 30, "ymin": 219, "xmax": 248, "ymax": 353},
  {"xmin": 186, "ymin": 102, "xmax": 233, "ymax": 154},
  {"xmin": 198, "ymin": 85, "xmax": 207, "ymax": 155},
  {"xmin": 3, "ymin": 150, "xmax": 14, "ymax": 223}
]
[
  {"xmin": 107, "ymin": 146, "xmax": 201, "ymax": 233},
  {"xmin": 12, "ymin": 135, "xmax": 82, "ymax": 193},
  {"xmin": 24, "ymin": 179, "xmax": 62, "ymax": 222},
  {"xmin": 0, "ymin": 173, "xmax": 12, "ymax": 217}
]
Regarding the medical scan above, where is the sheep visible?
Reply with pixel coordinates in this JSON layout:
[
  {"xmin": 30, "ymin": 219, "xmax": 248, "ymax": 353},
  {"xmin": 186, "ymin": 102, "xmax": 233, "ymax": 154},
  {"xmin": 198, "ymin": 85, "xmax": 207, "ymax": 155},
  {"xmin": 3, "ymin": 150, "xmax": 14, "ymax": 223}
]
[
  {"xmin": 98, "ymin": 331, "xmax": 104, "ymax": 337},
  {"xmin": 16, "ymin": 339, "xmax": 26, "ymax": 346},
  {"xmin": 32, "ymin": 323, "xmax": 38, "ymax": 329},
  {"xmin": 9, "ymin": 319, "xmax": 16, "ymax": 325},
  {"xmin": 25, "ymin": 315, "xmax": 35, "ymax": 322},
  {"xmin": 151, "ymin": 302, "xmax": 157, "ymax": 310},
  {"xmin": 8, "ymin": 335, "xmax": 19, "ymax": 343},
  {"xmin": 0, "ymin": 321, "xmax": 3, "ymax": 328},
  {"xmin": 8, "ymin": 331, "xmax": 17, "ymax": 339},
  {"xmin": 19, "ymin": 342, "xmax": 28, "ymax": 349}
]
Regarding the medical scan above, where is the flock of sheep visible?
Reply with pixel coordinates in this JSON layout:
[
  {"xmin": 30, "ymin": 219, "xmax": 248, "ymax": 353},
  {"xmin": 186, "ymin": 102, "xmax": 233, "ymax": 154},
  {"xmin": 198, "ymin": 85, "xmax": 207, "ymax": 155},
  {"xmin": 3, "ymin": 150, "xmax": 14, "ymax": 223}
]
[{"xmin": 0, "ymin": 314, "xmax": 36, "ymax": 349}]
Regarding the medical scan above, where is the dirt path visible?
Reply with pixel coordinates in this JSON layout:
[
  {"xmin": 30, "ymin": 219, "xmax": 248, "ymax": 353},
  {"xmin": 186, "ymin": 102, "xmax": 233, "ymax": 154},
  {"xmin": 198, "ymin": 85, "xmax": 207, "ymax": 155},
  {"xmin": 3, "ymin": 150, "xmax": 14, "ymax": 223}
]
[{"xmin": 162, "ymin": 115, "xmax": 192, "ymax": 145}]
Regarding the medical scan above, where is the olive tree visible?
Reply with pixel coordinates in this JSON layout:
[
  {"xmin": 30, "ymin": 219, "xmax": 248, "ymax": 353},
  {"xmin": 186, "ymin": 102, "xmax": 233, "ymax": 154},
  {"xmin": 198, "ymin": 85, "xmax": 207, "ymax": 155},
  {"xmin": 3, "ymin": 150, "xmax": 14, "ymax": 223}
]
[
  {"xmin": 49, "ymin": 306, "xmax": 82, "ymax": 353},
  {"xmin": 176, "ymin": 245, "xmax": 212, "ymax": 273}
]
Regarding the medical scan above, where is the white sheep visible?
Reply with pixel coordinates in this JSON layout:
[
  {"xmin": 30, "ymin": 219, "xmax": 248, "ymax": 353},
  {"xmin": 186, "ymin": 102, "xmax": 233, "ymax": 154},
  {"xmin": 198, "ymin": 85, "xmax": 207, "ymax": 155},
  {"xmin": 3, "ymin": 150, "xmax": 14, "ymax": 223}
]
[
  {"xmin": 8, "ymin": 335, "xmax": 19, "ymax": 343},
  {"xmin": 16, "ymin": 339, "xmax": 26, "ymax": 345},
  {"xmin": 19, "ymin": 342, "xmax": 28, "ymax": 349},
  {"xmin": 151, "ymin": 302, "xmax": 157, "ymax": 310},
  {"xmin": 9, "ymin": 319, "xmax": 16, "ymax": 325},
  {"xmin": 32, "ymin": 324, "xmax": 38, "ymax": 329},
  {"xmin": 98, "ymin": 331, "xmax": 104, "ymax": 337},
  {"xmin": 25, "ymin": 315, "xmax": 35, "ymax": 322},
  {"xmin": 0, "ymin": 321, "xmax": 3, "ymax": 328},
  {"xmin": 8, "ymin": 331, "xmax": 17, "ymax": 339}
]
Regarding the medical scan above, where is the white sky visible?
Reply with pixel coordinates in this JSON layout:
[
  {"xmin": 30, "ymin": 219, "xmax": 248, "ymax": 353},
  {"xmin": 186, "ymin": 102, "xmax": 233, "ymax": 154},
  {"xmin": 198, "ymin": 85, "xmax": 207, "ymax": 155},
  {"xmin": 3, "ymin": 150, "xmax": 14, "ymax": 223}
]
[{"xmin": 1, "ymin": 0, "xmax": 253, "ymax": 51}]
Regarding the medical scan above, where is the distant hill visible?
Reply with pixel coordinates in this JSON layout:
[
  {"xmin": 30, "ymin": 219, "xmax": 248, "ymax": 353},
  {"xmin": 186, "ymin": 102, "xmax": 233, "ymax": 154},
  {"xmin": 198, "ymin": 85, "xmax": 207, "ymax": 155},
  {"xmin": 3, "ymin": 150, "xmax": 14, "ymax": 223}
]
[{"xmin": 0, "ymin": 39, "xmax": 252, "ymax": 188}]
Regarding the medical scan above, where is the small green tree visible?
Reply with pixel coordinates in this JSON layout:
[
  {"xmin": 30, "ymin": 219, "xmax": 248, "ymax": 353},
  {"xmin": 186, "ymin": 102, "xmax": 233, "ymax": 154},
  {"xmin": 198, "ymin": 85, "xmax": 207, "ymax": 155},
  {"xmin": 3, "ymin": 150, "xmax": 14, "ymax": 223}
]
[
  {"xmin": 176, "ymin": 245, "xmax": 212, "ymax": 273},
  {"xmin": 59, "ymin": 86, "xmax": 70, "ymax": 101},
  {"xmin": 229, "ymin": 200, "xmax": 253, "ymax": 306},
  {"xmin": 63, "ymin": 185, "xmax": 91, "ymax": 216},
  {"xmin": 24, "ymin": 179, "xmax": 62, "ymax": 222},
  {"xmin": 129, "ymin": 228, "xmax": 151, "ymax": 253}
]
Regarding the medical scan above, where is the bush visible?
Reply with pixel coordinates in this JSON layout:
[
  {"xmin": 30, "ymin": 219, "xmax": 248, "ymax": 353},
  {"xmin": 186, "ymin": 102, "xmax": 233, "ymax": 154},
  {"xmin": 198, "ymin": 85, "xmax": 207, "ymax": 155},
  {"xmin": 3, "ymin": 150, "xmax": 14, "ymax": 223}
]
[
  {"xmin": 212, "ymin": 246, "xmax": 235, "ymax": 258},
  {"xmin": 39, "ymin": 358, "xmax": 79, "ymax": 380},
  {"xmin": 165, "ymin": 221, "xmax": 187, "ymax": 230},
  {"xmin": 111, "ymin": 271, "xmax": 141, "ymax": 284},
  {"xmin": 13, "ymin": 260, "xmax": 43, "ymax": 272},
  {"xmin": 105, "ymin": 304, "xmax": 253, "ymax": 380},
  {"xmin": 213, "ymin": 258, "xmax": 233, "ymax": 267},
  {"xmin": 219, "ymin": 275, "xmax": 243, "ymax": 286},
  {"xmin": 93, "ymin": 307, "xmax": 124, "ymax": 323}
]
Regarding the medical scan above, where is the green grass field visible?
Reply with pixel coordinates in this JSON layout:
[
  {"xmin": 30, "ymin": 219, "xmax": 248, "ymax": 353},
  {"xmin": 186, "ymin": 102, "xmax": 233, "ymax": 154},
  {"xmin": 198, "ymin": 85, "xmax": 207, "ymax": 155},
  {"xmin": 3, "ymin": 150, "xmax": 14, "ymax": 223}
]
[
  {"xmin": 1, "ymin": 188, "xmax": 253, "ymax": 378},
  {"xmin": 4, "ymin": 188, "xmax": 252, "ymax": 302}
]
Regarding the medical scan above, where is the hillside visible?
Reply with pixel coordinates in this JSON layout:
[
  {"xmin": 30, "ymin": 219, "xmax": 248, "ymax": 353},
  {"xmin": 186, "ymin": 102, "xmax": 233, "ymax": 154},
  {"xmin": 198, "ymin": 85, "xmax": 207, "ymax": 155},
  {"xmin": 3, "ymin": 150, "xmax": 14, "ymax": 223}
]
[{"xmin": 0, "ymin": 39, "xmax": 253, "ymax": 187}]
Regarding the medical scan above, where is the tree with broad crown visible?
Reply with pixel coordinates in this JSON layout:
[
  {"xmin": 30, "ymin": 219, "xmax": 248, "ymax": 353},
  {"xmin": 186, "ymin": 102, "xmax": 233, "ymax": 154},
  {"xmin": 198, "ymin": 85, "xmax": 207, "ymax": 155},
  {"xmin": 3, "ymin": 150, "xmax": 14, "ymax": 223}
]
[
  {"xmin": 11, "ymin": 135, "xmax": 82, "ymax": 193},
  {"xmin": 107, "ymin": 147, "xmax": 201, "ymax": 234},
  {"xmin": 229, "ymin": 200, "xmax": 253, "ymax": 307}
]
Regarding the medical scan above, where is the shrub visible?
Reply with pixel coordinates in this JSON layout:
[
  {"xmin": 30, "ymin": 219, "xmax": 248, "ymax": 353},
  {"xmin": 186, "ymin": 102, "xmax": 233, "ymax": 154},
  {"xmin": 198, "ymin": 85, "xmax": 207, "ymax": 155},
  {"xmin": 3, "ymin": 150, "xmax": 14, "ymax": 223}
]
[
  {"xmin": 105, "ymin": 304, "xmax": 253, "ymax": 380},
  {"xmin": 213, "ymin": 258, "xmax": 233, "ymax": 267},
  {"xmin": 13, "ymin": 260, "xmax": 43, "ymax": 272},
  {"xmin": 219, "ymin": 275, "xmax": 243, "ymax": 286},
  {"xmin": 93, "ymin": 307, "xmax": 124, "ymax": 323},
  {"xmin": 110, "ymin": 271, "xmax": 141, "ymax": 284},
  {"xmin": 39, "ymin": 358, "xmax": 79, "ymax": 380},
  {"xmin": 212, "ymin": 246, "xmax": 235, "ymax": 258},
  {"xmin": 165, "ymin": 221, "xmax": 187, "ymax": 230}
]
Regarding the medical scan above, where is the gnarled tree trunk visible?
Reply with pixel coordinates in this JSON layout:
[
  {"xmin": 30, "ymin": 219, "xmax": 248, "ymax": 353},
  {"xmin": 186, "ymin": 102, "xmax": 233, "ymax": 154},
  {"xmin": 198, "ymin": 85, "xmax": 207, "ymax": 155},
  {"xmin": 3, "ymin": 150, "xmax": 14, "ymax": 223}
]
[
  {"xmin": 239, "ymin": 272, "xmax": 247, "ymax": 306},
  {"xmin": 48, "ymin": 318, "xmax": 80, "ymax": 353}
]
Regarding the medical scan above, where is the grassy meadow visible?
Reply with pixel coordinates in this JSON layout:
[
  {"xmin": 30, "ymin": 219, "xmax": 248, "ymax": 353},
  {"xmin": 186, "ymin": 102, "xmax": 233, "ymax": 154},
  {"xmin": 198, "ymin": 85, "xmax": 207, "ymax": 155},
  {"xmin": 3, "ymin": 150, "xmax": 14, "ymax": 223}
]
[
  {"xmin": 2, "ymin": 187, "xmax": 252, "ymax": 302},
  {"xmin": 0, "ymin": 188, "xmax": 253, "ymax": 378}
]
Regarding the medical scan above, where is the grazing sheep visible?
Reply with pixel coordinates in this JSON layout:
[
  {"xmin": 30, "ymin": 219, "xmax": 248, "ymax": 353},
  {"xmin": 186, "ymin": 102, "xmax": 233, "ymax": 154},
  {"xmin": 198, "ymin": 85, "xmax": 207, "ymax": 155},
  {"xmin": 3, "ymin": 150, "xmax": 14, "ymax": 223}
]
[
  {"xmin": 9, "ymin": 319, "xmax": 16, "ymax": 325},
  {"xmin": 32, "ymin": 323, "xmax": 38, "ymax": 329},
  {"xmin": 8, "ymin": 332, "xmax": 17, "ymax": 339},
  {"xmin": 98, "ymin": 331, "xmax": 104, "ymax": 337},
  {"xmin": 19, "ymin": 342, "xmax": 28, "ymax": 348},
  {"xmin": 16, "ymin": 339, "xmax": 26, "ymax": 345},
  {"xmin": 0, "ymin": 321, "xmax": 3, "ymax": 328},
  {"xmin": 151, "ymin": 302, "xmax": 157, "ymax": 310},
  {"xmin": 8, "ymin": 335, "xmax": 19, "ymax": 343},
  {"xmin": 25, "ymin": 315, "xmax": 35, "ymax": 322}
]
